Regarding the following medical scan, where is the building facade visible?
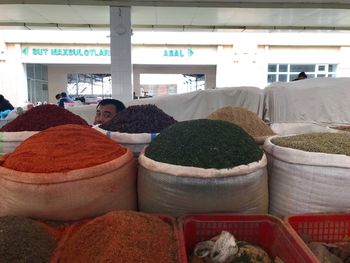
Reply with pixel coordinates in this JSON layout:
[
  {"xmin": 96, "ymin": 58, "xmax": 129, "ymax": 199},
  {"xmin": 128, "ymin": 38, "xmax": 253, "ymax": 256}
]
[{"xmin": 0, "ymin": 30, "xmax": 350, "ymax": 106}]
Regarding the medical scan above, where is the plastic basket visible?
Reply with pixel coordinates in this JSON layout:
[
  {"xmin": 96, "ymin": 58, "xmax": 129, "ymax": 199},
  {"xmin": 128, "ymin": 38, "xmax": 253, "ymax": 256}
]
[
  {"xmin": 285, "ymin": 213, "xmax": 350, "ymax": 244},
  {"xmin": 180, "ymin": 214, "xmax": 318, "ymax": 263}
]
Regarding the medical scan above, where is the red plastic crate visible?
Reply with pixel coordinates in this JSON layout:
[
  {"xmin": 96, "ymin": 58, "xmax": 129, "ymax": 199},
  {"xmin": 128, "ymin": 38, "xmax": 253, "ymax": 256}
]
[
  {"xmin": 180, "ymin": 214, "xmax": 318, "ymax": 263},
  {"xmin": 285, "ymin": 213, "xmax": 350, "ymax": 244}
]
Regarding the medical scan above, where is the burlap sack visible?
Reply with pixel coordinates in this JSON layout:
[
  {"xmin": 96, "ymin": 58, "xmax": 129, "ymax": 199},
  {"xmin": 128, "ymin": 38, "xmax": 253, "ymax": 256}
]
[
  {"xmin": 138, "ymin": 150, "xmax": 268, "ymax": 217},
  {"xmin": 0, "ymin": 148, "xmax": 137, "ymax": 221}
]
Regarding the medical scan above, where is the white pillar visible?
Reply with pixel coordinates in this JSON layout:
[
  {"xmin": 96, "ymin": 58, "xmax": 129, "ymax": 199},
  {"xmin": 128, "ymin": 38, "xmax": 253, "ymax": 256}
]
[{"xmin": 110, "ymin": 6, "xmax": 132, "ymax": 103}]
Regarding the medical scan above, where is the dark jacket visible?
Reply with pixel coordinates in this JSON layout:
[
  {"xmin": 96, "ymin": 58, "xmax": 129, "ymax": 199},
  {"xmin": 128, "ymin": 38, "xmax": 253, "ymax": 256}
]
[{"xmin": 0, "ymin": 99, "xmax": 14, "ymax": 112}]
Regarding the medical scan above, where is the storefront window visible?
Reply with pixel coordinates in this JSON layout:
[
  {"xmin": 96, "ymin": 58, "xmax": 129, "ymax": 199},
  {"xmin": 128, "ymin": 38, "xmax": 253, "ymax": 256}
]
[
  {"xmin": 26, "ymin": 64, "xmax": 48, "ymax": 104},
  {"xmin": 67, "ymin": 73, "xmax": 112, "ymax": 99}
]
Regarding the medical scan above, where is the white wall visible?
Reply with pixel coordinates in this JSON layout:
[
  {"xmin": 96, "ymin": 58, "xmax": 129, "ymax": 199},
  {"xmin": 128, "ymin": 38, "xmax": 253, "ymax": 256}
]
[
  {"xmin": 0, "ymin": 43, "xmax": 27, "ymax": 107},
  {"xmin": 338, "ymin": 47, "xmax": 350, "ymax": 77}
]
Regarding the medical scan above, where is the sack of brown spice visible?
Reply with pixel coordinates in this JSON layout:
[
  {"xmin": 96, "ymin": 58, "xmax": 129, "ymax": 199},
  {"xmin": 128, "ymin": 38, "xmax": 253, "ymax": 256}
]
[{"xmin": 207, "ymin": 106, "xmax": 275, "ymax": 144}]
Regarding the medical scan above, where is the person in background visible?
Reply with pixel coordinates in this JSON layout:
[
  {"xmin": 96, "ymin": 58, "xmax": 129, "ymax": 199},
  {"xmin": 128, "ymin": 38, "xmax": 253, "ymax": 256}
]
[
  {"xmin": 58, "ymin": 92, "xmax": 74, "ymax": 108},
  {"xmin": 55, "ymin": 93, "xmax": 61, "ymax": 101},
  {"xmin": 293, "ymin": 72, "xmax": 307, "ymax": 81},
  {"xmin": 0, "ymin": 94, "xmax": 14, "ymax": 112},
  {"xmin": 93, "ymin": 98, "xmax": 126, "ymax": 125}
]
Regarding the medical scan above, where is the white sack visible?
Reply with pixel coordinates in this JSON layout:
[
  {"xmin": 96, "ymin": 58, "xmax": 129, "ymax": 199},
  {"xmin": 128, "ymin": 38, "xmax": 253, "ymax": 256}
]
[
  {"xmin": 264, "ymin": 77, "xmax": 350, "ymax": 126},
  {"xmin": 263, "ymin": 136, "xmax": 350, "ymax": 217},
  {"xmin": 270, "ymin": 122, "xmax": 338, "ymax": 136},
  {"xmin": 93, "ymin": 126, "xmax": 157, "ymax": 158},
  {"xmin": 127, "ymin": 86, "xmax": 264, "ymax": 121},
  {"xmin": 137, "ymin": 152, "xmax": 268, "ymax": 217}
]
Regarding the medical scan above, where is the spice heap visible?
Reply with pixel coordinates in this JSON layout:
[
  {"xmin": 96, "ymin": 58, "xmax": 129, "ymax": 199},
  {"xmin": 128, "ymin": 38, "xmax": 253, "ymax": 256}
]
[
  {"xmin": 57, "ymin": 211, "xmax": 179, "ymax": 263},
  {"xmin": 273, "ymin": 133, "xmax": 350, "ymax": 156},
  {"xmin": 207, "ymin": 106, "xmax": 275, "ymax": 137},
  {"xmin": 0, "ymin": 104, "xmax": 88, "ymax": 132},
  {"xmin": 2, "ymin": 124, "xmax": 127, "ymax": 173},
  {"xmin": 99, "ymin": 104, "xmax": 177, "ymax": 133},
  {"xmin": 145, "ymin": 119, "xmax": 263, "ymax": 169},
  {"xmin": 0, "ymin": 216, "xmax": 57, "ymax": 263}
]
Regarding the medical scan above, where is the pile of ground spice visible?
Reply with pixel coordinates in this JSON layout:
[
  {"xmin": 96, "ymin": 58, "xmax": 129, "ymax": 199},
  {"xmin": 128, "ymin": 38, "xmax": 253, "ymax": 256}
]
[
  {"xmin": 145, "ymin": 119, "xmax": 263, "ymax": 169},
  {"xmin": 57, "ymin": 211, "xmax": 179, "ymax": 263},
  {"xmin": 2, "ymin": 124, "xmax": 127, "ymax": 173},
  {"xmin": 99, "ymin": 104, "xmax": 177, "ymax": 133},
  {"xmin": 0, "ymin": 104, "xmax": 88, "ymax": 132},
  {"xmin": 273, "ymin": 133, "xmax": 350, "ymax": 156},
  {"xmin": 0, "ymin": 216, "xmax": 57, "ymax": 263},
  {"xmin": 207, "ymin": 107, "xmax": 275, "ymax": 137}
]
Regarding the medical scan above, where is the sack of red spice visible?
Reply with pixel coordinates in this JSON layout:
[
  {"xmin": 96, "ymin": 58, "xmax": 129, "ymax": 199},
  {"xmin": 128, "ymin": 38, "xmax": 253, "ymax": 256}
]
[
  {"xmin": 0, "ymin": 124, "xmax": 137, "ymax": 220},
  {"xmin": 0, "ymin": 105, "xmax": 89, "ymax": 155}
]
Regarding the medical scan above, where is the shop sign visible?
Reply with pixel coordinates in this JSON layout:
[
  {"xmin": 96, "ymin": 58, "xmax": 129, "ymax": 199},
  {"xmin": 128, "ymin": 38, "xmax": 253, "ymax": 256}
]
[
  {"xmin": 163, "ymin": 48, "xmax": 194, "ymax": 57},
  {"xmin": 22, "ymin": 47, "xmax": 110, "ymax": 57}
]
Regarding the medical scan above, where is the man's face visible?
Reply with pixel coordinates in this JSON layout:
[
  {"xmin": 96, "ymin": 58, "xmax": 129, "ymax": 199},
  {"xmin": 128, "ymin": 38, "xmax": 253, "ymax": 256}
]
[{"xmin": 94, "ymin": 104, "xmax": 117, "ymax": 125}]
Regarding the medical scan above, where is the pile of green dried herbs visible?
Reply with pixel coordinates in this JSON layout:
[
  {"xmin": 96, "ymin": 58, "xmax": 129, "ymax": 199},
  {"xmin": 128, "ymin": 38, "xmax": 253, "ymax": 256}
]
[
  {"xmin": 272, "ymin": 133, "xmax": 350, "ymax": 156},
  {"xmin": 145, "ymin": 119, "xmax": 263, "ymax": 169},
  {"xmin": 0, "ymin": 216, "xmax": 57, "ymax": 263},
  {"xmin": 99, "ymin": 104, "xmax": 177, "ymax": 133}
]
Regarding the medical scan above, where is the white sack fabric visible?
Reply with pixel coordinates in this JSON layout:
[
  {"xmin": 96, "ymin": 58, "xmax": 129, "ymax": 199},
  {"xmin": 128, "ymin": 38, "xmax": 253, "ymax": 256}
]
[
  {"xmin": 0, "ymin": 149, "xmax": 137, "ymax": 221},
  {"xmin": 0, "ymin": 131, "xmax": 38, "ymax": 155},
  {"xmin": 270, "ymin": 122, "xmax": 338, "ymax": 136},
  {"xmin": 264, "ymin": 136, "xmax": 350, "ymax": 217},
  {"xmin": 93, "ymin": 126, "xmax": 157, "ymax": 157},
  {"xmin": 127, "ymin": 86, "xmax": 264, "ymax": 121},
  {"xmin": 264, "ymin": 77, "xmax": 350, "ymax": 126},
  {"xmin": 137, "ymin": 152, "xmax": 268, "ymax": 217}
]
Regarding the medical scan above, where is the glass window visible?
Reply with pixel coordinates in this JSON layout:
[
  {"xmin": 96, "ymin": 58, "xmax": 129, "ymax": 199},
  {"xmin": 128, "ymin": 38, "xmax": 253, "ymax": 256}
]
[
  {"xmin": 328, "ymin": 64, "xmax": 336, "ymax": 72},
  {"xmin": 267, "ymin": 74, "xmax": 276, "ymax": 83},
  {"xmin": 278, "ymin": 74, "xmax": 287, "ymax": 82},
  {"xmin": 34, "ymin": 64, "xmax": 42, "ymax": 79},
  {"xmin": 27, "ymin": 64, "xmax": 34, "ymax": 79},
  {"xmin": 267, "ymin": 63, "xmax": 337, "ymax": 84},
  {"xmin": 290, "ymin": 64, "xmax": 315, "ymax": 72},
  {"xmin": 67, "ymin": 73, "xmax": 112, "ymax": 98},
  {"xmin": 318, "ymin": 65, "xmax": 326, "ymax": 71},
  {"xmin": 279, "ymin": 64, "xmax": 288, "ymax": 72},
  {"xmin": 268, "ymin": 64, "xmax": 277, "ymax": 72}
]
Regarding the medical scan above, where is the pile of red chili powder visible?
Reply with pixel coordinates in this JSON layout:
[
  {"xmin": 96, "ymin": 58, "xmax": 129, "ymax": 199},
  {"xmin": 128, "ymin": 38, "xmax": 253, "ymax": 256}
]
[
  {"xmin": 0, "ymin": 104, "xmax": 88, "ymax": 132},
  {"xmin": 57, "ymin": 211, "xmax": 179, "ymax": 263},
  {"xmin": 2, "ymin": 124, "xmax": 127, "ymax": 173}
]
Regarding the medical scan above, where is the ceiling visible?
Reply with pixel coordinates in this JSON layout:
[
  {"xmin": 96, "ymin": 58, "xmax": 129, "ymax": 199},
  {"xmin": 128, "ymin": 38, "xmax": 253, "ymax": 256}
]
[{"xmin": 1, "ymin": 1, "xmax": 350, "ymax": 31}]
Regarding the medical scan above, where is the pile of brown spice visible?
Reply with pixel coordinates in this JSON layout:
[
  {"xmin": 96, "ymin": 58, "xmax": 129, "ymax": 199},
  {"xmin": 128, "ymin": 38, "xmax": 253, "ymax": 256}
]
[
  {"xmin": 207, "ymin": 106, "xmax": 275, "ymax": 137},
  {"xmin": 2, "ymin": 124, "xmax": 127, "ymax": 173},
  {"xmin": 273, "ymin": 133, "xmax": 350, "ymax": 156},
  {"xmin": 0, "ymin": 216, "xmax": 57, "ymax": 263},
  {"xmin": 56, "ymin": 211, "xmax": 179, "ymax": 263}
]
